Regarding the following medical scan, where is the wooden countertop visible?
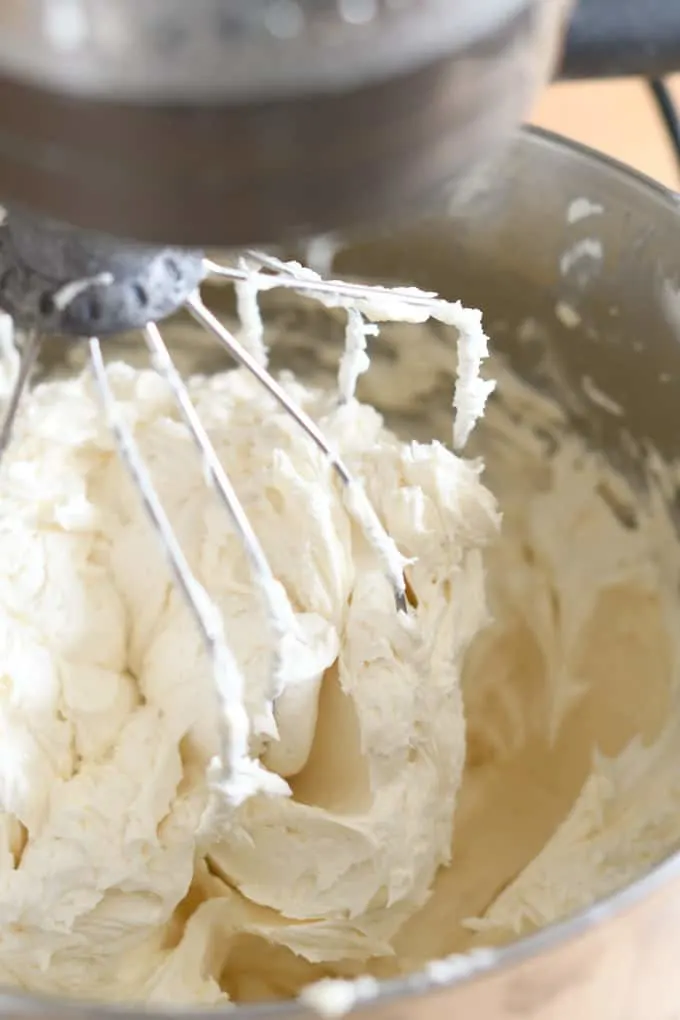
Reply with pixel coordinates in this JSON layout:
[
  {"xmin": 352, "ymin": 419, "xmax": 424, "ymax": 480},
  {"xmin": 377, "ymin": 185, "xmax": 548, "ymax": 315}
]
[{"xmin": 530, "ymin": 75, "xmax": 680, "ymax": 190}]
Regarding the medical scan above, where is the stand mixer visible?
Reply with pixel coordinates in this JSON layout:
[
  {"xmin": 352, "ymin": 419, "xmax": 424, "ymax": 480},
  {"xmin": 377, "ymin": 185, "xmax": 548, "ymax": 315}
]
[
  {"xmin": 0, "ymin": 0, "xmax": 678, "ymax": 821},
  {"xmin": 0, "ymin": 3, "xmax": 680, "ymax": 1018}
]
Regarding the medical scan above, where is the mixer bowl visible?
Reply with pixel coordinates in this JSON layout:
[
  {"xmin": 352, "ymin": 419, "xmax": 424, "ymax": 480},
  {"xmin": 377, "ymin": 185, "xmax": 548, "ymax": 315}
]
[{"xmin": 9, "ymin": 126, "xmax": 680, "ymax": 1020}]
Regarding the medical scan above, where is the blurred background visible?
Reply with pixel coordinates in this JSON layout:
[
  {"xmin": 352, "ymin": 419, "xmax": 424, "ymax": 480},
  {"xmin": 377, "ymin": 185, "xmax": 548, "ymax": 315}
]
[{"xmin": 533, "ymin": 75, "xmax": 680, "ymax": 189}]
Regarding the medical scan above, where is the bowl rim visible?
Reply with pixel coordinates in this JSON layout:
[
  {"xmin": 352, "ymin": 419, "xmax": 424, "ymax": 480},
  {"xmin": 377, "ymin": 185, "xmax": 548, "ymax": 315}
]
[
  {"xmin": 4, "ymin": 125, "xmax": 680, "ymax": 1019},
  {"xmin": 527, "ymin": 122, "xmax": 680, "ymax": 204}
]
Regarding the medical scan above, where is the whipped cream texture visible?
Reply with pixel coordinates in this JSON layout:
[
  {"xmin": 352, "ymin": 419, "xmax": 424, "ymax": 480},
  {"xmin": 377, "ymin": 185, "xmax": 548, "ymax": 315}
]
[
  {"xmin": 308, "ymin": 342, "xmax": 680, "ymax": 999},
  {"xmin": 0, "ymin": 289, "xmax": 498, "ymax": 1002},
  {"xmin": 0, "ymin": 274, "xmax": 679, "ymax": 1012}
]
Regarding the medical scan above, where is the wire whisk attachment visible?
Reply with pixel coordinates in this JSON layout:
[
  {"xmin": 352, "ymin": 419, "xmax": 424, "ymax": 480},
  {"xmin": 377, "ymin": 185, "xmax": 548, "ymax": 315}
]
[{"xmin": 0, "ymin": 210, "xmax": 494, "ymax": 802}]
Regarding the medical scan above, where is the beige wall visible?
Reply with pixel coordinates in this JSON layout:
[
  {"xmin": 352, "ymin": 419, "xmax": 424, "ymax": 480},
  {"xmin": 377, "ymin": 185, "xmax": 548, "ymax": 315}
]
[{"xmin": 530, "ymin": 74, "xmax": 680, "ymax": 189}]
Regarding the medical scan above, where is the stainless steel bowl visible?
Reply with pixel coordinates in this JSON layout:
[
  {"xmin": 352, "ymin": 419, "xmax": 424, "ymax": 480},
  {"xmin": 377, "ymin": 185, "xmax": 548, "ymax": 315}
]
[{"xmin": 9, "ymin": 126, "xmax": 680, "ymax": 1020}]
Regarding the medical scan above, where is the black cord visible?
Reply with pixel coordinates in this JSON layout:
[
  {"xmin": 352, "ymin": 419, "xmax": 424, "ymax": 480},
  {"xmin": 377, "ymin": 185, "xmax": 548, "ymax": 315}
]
[{"xmin": 648, "ymin": 77, "xmax": 680, "ymax": 171}]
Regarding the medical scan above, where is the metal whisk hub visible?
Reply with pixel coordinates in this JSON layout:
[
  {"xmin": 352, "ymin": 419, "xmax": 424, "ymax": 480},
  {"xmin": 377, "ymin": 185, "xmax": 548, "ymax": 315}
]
[{"xmin": 0, "ymin": 210, "xmax": 204, "ymax": 336}]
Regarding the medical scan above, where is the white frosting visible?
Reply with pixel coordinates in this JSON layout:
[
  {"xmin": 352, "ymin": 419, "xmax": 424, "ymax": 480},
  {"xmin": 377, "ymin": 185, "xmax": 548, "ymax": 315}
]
[
  {"xmin": 566, "ymin": 198, "xmax": 603, "ymax": 224},
  {"xmin": 0, "ymin": 331, "xmax": 498, "ymax": 1001},
  {"xmin": 207, "ymin": 255, "xmax": 495, "ymax": 449},
  {"xmin": 234, "ymin": 257, "xmax": 267, "ymax": 366},
  {"xmin": 337, "ymin": 308, "xmax": 378, "ymax": 403},
  {"xmin": 458, "ymin": 378, "xmax": 680, "ymax": 943},
  {"xmin": 0, "ymin": 292, "xmax": 679, "ymax": 1010},
  {"xmin": 559, "ymin": 238, "xmax": 603, "ymax": 277},
  {"xmin": 554, "ymin": 301, "xmax": 581, "ymax": 330},
  {"xmin": 580, "ymin": 374, "xmax": 624, "ymax": 417},
  {"xmin": 298, "ymin": 339, "xmax": 680, "ymax": 1011}
]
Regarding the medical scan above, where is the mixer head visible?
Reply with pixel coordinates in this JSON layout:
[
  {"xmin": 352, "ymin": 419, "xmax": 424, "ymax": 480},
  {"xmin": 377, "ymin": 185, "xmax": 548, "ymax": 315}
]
[
  {"xmin": 0, "ymin": 0, "xmax": 571, "ymax": 247},
  {"xmin": 0, "ymin": 0, "xmax": 573, "ymax": 389},
  {"xmin": 0, "ymin": 0, "xmax": 574, "ymax": 347}
]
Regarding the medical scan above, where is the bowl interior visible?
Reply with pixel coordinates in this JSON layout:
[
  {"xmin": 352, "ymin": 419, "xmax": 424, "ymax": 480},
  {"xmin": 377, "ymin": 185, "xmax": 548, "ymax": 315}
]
[{"xmin": 20, "ymin": 127, "xmax": 680, "ymax": 1017}]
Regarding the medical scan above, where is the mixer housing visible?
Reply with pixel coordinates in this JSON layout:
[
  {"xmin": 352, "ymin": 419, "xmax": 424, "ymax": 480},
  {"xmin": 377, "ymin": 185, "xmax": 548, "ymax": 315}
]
[{"xmin": 0, "ymin": 0, "xmax": 571, "ymax": 247}]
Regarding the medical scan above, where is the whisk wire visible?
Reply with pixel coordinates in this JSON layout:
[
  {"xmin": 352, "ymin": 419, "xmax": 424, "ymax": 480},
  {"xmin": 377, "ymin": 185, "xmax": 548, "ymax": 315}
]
[
  {"xmin": 204, "ymin": 257, "xmax": 439, "ymax": 307},
  {"xmin": 187, "ymin": 291, "xmax": 353, "ymax": 483},
  {"xmin": 186, "ymin": 290, "xmax": 408, "ymax": 612},
  {"xmin": 88, "ymin": 336, "xmax": 221, "ymax": 655},
  {"xmin": 142, "ymin": 321, "xmax": 292, "ymax": 698},
  {"xmin": 0, "ymin": 329, "xmax": 40, "ymax": 459}
]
